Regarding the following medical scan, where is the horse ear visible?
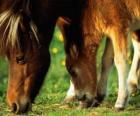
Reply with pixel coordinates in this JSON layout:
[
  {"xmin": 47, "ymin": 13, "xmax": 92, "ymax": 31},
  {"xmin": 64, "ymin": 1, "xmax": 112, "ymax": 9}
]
[{"xmin": 70, "ymin": 44, "xmax": 79, "ymax": 60}]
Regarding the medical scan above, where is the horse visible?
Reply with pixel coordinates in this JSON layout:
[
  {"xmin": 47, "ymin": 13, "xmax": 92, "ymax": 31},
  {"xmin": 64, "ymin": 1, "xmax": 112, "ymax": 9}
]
[
  {"xmin": 60, "ymin": 0, "xmax": 140, "ymax": 110},
  {"xmin": 0, "ymin": 0, "xmax": 140, "ymax": 114},
  {"xmin": 0, "ymin": 0, "xmax": 96, "ymax": 114},
  {"xmin": 58, "ymin": 17, "xmax": 114, "ymax": 107}
]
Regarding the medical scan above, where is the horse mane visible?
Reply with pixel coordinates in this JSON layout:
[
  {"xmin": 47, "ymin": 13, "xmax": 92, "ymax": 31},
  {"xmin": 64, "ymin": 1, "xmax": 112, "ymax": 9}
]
[{"xmin": 0, "ymin": 0, "xmax": 39, "ymax": 55}]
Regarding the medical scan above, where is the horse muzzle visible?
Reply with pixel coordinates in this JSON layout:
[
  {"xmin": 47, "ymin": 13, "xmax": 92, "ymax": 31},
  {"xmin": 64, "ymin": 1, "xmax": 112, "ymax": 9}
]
[
  {"xmin": 75, "ymin": 93, "xmax": 99, "ymax": 108},
  {"xmin": 10, "ymin": 97, "xmax": 31, "ymax": 114}
]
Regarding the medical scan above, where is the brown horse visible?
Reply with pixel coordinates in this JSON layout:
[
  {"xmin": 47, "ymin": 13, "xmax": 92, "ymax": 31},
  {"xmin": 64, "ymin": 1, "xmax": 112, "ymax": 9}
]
[
  {"xmin": 0, "ymin": 0, "xmax": 140, "ymax": 114},
  {"xmin": 60, "ymin": 0, "xmax": 140, "ymax": 110},
  {"xmin": 0, "ymin": 0, "xmax": 52, "ymax": 113},
  {"xmin": 58, "ymin": 18, "xmax": 114, "ymax": 108},
  {"xmin": 0, "ymin": 0, "xmax": 95, "ymax": 114}
]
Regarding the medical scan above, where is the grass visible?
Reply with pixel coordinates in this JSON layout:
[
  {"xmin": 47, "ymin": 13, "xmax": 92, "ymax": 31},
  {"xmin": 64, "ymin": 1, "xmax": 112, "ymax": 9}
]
[{"xmin": 0, "ymin": 27, "xmax": 140, "ymax": 115}]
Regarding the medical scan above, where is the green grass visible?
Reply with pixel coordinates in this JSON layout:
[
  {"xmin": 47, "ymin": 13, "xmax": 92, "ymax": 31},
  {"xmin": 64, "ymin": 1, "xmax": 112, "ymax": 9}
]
[{"xmin": 0, "ymin": 28, "xmax": 140, "ymax": 116}]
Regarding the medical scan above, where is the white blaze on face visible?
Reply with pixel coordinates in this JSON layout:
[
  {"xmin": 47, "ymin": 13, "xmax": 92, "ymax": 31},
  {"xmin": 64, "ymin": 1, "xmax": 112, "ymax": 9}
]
[{"xmin": 65, "ymin": 81, "xmax": 75, "ymax": 99}]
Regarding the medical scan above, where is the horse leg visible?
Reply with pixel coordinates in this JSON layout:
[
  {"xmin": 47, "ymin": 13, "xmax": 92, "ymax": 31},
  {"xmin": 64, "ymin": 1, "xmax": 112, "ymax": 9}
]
[
  {"xmin": 96, "ymin": 38, "xmax": 114, "ymax": 103},
  {"xmin": 111, "ymin": 31, "xmax": 128, "ymax": 110},
  {"xmin": 127, "ymin": 31, "xmax": 140, "ymax": 94}
]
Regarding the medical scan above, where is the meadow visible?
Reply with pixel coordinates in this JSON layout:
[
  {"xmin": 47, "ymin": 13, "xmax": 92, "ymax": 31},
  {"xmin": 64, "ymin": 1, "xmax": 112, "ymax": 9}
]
[{"xmin": 0, "ymin": 27, "xmax": 140, "ymax": 116}]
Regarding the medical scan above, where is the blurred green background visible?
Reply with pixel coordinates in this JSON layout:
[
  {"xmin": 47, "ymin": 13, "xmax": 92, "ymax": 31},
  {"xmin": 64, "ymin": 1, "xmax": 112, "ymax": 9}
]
[{"xmin": 0, "ymin": 27, "xmax": 140, "ymax": 115}]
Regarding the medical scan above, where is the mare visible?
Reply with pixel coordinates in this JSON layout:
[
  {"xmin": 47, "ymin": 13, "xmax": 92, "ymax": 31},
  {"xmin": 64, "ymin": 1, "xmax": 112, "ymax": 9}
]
[{"xmin": 0, "ymin": 0, "xmax": 98, "ymax": 114}]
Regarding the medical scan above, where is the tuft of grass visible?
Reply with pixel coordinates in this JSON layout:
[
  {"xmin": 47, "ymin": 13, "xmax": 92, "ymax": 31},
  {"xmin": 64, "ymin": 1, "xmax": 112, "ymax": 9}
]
[{"xmin": 0, "ymin": 28, "xmax": 140, "ymax": 115}]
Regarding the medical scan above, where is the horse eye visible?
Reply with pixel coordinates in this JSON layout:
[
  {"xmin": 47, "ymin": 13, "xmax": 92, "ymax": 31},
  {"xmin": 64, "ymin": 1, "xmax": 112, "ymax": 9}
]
[{"xmin": 16, "ymin": 55, "xmax": 26, "ymax": 65}]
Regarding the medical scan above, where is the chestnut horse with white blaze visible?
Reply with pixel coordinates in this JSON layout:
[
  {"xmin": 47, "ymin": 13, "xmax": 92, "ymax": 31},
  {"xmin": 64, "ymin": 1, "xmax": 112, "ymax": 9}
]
[{"xmin": 0, "ymin": 0, "xmax": 140, "ymax": 114}]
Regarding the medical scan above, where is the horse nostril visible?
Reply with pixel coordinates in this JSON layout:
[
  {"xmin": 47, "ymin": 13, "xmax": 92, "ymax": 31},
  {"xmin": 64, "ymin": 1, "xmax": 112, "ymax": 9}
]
[
  {"xmin": 11, "ymin": 103, "xmax": 18, "ymax": 113},
  {"xmin": 83, "ymin": 95, "xmax": 86, "ymax": 100},
  {"xmin": 11, "ymin": 101, "xmax": 31, "ymax": 114},
  {"xmin": 76, "ymin": 94, "xmax": 86, "ymax": 101}
]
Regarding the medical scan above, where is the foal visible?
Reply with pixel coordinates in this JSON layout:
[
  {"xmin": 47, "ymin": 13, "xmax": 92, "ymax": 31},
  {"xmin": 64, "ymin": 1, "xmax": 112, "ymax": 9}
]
[
  {"xmin": 58, "ymin": 17, "xmax": 114, "ymax": 107},
  {"xmin": 63, "ymin": 0, "xmax": 140, "ymax": 110}
]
